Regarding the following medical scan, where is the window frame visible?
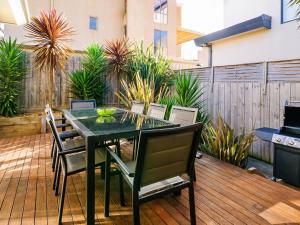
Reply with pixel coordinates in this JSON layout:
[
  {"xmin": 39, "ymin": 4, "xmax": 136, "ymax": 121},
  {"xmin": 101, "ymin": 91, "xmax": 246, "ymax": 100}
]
[
  {"xmin": 281, "ymin": 0, "xmax": 298, "ymax": 24},
  {"xmin": 154, "ymin": 29, "xmax": 168, "ymax": 55},
  {"xmin": 89, "ymin": 16, "xmax": 98, "ymax": 30},
  {"xmin": 154, "ymin": 0, "xmax": 168, "ymax": 24}
]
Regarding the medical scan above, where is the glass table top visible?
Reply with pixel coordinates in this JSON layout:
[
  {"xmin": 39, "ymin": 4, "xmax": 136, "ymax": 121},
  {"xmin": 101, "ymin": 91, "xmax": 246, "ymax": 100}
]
[{"xmin": 64, "ymin": 108, "xmax": 177, "ymax": 138}]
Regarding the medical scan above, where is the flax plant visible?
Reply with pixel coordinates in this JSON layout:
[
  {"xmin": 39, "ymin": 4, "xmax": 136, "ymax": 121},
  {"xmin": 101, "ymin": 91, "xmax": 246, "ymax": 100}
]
[
  {"xmin": 201, "ymin": 115, "xmax": 255, "ymax": 168},
  {"xmin": 115, "ymin": 72, "xmax": 167, "ymax": 113},
  {"xmin": 25, "ymin": 9, "xmax": 74, "ymax": 106}
]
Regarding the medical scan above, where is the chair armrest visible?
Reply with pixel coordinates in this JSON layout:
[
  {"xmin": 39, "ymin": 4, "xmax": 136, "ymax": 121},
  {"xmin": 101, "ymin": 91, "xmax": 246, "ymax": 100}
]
[
  {"xmin": 107, "ymin": 147, "xmax": 135, "ymax": 177},
  {"xmin": 56, "ymin": 123, "xmax": 72, "ymax": 129},
  {"xmin": 55, "ymin": 117, "xmax": 65, "ymax": 121},
  {"xmin": 58, "ymin": 147, "xmax": 85, "ymax": 155}
]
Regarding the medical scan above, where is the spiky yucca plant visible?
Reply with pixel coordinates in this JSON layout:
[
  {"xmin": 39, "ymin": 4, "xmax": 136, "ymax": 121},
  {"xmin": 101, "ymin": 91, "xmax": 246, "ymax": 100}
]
[
  {"xmin": 105, "ymin": 38, "xmax": 132, "ymax": 106},
  {"xmin": 69, "ymin": 43, "xmax": 107, "ymax": 104},
  {"xmin": 25, "ymin": 9, "xmax": 74, "ymax": 106},
  {"xmin": 115, "ymin": 72, "xmax": 167, "ymax": 113},
  {"xmin": 201, "ymin": 116, "xmax": 255, "ymax": 168},
  {"xmin": 0, "ymin": 38, "xmax": 26, "ymax": 116}
]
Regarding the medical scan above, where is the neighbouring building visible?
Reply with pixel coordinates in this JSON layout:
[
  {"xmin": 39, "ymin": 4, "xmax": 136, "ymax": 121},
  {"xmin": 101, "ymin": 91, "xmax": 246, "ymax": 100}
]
[
  {"xmin": 195, "ymin": 0, "xmax": 300, "ymax": 67},
  {"xmin": 2, "ymin": 0, "xmax": 202, "ymax": 69}
]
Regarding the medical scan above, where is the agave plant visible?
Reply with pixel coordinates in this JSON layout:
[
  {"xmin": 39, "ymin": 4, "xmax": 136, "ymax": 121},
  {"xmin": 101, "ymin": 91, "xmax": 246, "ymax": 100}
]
[
  {"xmin": 25, "ymin": 9, "xmax": 74, "ymax": 106},
  {"xmin": 0, "ymin": 38, "xmax": 26, "ymax": 116},
  {"xmin": 201, "ymin": 115, "xmax": 255, "ymax": 168},
  {"xmin": 115, "ymin": 72, "xmax": 167, "ymax": 113},
  {"xmin": 69, "ymin": 43, "xmax": 107, "ymax": 104},
  {"xmin": 158, "ymin": 96, "xmax": 176, "ymax": 120},
  {"xmin": 105, "ymin": 38, "xmax": 132, "ymax": 105}
]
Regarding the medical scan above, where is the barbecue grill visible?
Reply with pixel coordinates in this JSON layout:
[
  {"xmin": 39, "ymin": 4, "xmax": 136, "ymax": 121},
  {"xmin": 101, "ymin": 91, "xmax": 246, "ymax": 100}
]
[{"xmin": 256, "ymin": 102, "xmax": 300, "ymax": 187}]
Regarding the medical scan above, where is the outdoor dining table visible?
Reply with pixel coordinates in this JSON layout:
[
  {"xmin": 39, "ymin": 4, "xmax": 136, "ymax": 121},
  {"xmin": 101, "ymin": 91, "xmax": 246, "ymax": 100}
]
[{"xmin": 63, "ymin": 107, "xmax": 178, "ymax": 225}]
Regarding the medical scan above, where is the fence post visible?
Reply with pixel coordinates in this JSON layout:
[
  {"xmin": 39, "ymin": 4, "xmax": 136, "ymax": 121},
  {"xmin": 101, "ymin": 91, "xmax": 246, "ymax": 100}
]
[
  {"xmin": 263, "ymin": 62, "xmax": 268, "ymax": 95},
  {"xmin": 210, "ymin": 66, "xmax": 215, "ymax": 92}
]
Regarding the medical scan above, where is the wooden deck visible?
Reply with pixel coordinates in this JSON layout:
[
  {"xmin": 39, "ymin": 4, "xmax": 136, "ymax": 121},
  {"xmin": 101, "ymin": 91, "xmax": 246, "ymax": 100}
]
[{"xmin": 0, "ymin": 134, "xmax": 300, "ymax": 225}]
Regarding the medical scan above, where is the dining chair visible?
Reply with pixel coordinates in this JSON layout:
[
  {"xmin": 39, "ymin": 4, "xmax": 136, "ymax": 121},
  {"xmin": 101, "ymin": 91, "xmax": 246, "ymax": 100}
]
[
  {"xmin": 70, "ymin": 99, "xmax": 96, "ymax": 110},
  {"xmin": 45, "ymin": 105, "xmax": 81, "ymax": 170},
  {"xmin": 146, "ymin": 103, "xmax": 167, "ymax": 120},
  {"xmin": 131, "ymin": 101, "xmax": 144, "ymax": 114},
  {"xmin": 105, "ymin": 123, "xmax": 203, "ymax": 225},
  {"xmin": 169, "ymin": 105, "xmax": 199, "ymax": 181},
  {"xmin": 169, "ymin": 105, "xmax": 198, "ymax": 126},
  {"xmin": 46, "ymin": 114, "xmax": 124, "ymax": 225}
]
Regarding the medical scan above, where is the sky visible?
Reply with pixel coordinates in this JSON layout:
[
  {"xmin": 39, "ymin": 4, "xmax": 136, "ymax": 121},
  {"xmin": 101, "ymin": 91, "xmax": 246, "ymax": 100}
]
[{"xmin": 178, "ymin": 0, "xmax": 224, "ymax": 60}]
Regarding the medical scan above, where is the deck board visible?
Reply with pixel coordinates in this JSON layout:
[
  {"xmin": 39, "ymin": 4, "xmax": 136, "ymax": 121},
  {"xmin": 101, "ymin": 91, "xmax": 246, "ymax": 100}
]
[{"xmin": 0, "ymin": 134, "xmax": 299, "ymax": 225}]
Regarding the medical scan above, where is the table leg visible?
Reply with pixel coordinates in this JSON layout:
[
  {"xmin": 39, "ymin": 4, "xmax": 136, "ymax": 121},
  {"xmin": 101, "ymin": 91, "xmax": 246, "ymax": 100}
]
[
  {"xmin": 86, "ymin": 137, "xmax": 95, "ymax": 225},
  {"xmin": 104, "ymin": 150, "xmax": 111, "ymax": 217}
]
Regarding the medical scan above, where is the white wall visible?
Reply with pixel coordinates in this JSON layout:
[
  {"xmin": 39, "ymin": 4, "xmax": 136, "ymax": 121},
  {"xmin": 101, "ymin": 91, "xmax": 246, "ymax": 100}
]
[
  {"xmin": 211, "ymin": 0, "xmax": 300, "ymax": 66},
  {"xmin": 3, "ymin": 0, "xmax": 125, "ymax": 51}
]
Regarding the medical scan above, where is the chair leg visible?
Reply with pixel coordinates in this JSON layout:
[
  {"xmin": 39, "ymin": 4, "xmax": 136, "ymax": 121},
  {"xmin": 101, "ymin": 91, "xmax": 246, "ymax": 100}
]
[
  {"xmin": 132, "ymin": 138, "xmax": 136, "ymax": 160},
  {"xmin": 193, "ymin": 166, "xmax": 197, "ymax": 182},
  {"xmin": 132, "ymin": 191, "xmax": 140, "ymax": 225},
  {"xmin": 51, "ymin": 145, "xmax": 57, "ymax": 171},
  {"xmin": 53, "ymin": 158, "xmax": 59, "ymax": 190},
  {"xmin": 55, "ymin": 164, "xmax": 62, "ymax": 196},
  {"xmin": 119, "ymin": 174, "xmax": 125, "ymax": 206},
  {"xmin": 100, "ymin": 164, "xmax": 105, "ymax": 180},
  {"xmin": 51, "ymin": 139, "xmax": 55, "ymax": 157},
  {"xmin": 104, "ymin": 152, "xmax": 111, "ymax": 217},
  {"xmin": 58, "ymin": 174, "xmax": 67, "ymax": 225},
  {"xmin": 189, "ymin": 182, "xmax": 196, "ymax": 225}
]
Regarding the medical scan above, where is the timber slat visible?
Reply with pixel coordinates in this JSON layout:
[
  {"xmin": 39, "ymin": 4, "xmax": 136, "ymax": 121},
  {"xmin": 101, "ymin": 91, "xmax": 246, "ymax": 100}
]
[{"xmin": 0, "ymin": 134, "xmax": 299, "ymax": 225}]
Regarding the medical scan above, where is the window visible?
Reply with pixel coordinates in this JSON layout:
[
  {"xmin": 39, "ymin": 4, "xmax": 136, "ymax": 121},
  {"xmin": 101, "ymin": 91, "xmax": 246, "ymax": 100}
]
[
  {"xmin": 154, "ymin": 0, "xmax": 168, "ymax": 24},
  {"xmin": 282, "ymin": 0, "xmax": 298, "ymax": 23},
  {"xmin": 154, "ymin": 29, "xmax": 168, "ymax": 54},
  {"xmin": 89, "ymin": 16, "xmax": 97, "ymax": 30}
]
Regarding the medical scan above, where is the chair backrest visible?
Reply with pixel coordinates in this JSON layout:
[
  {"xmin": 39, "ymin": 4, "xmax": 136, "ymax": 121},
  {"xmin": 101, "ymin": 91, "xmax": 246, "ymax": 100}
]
[
  {"xmin": 169, "ymin": 106, "xmax": 198, "ymax": 126},
  {"xmin": 45, "ymin": 104, "xmax": 55, "ymax": 121},
  {"xmin": 70, "ymin": 99, "xmax": 96, "ymax": 110},
  {"xmin": 45, "ymin": 114, "xmax": 64, "ymax": 151},
  {"xmin": 45, "ymin": 114, "xmax": 67, "ymax": 166},
  {"xmin": 131, "ymin": 101, "xmax": 144, "ymax": 114},
  {"xmin": 146, "ymin": 103, "xmax": 167, "ymax": 120},
  {"xmin": 134, "ymin": 123, "xmax": 203, "ymax": 188}
]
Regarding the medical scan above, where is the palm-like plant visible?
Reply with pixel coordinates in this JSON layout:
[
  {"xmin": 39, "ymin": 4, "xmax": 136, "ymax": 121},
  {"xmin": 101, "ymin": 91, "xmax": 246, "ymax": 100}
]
[
  {"xmin": 105, "ymin": 38, "xmax": 132, "ymax": 106},
  {"xmin": 25, "ymin": 9, "xmax": 74, "ymax": 106},
  {"xmin": 0, "ymin": 38, "xmax": 26, "ymax": 116}
]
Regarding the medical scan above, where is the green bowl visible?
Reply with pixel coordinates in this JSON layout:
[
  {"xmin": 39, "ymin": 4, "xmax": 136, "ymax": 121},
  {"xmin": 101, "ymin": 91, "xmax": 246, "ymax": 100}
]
[{"xmin": 96, "ymin": 108, "xmax": 116, "ymax": 117}]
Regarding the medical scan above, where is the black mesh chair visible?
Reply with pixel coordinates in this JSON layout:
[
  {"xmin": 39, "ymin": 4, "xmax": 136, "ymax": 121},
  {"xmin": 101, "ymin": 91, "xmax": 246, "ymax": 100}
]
[
  {"xmin": 146, "ymin": 103, "xmax": 167, "ymax": 120},
  {"xmin": 105, "ymin": 123, "xmax": 203, "ymax": 225},
  {"xmin": 45, "ymin": 105, "xmax": 82, "ymax": 171},
  {"xmin": 46, "ymin": 114, "xmax": 124, "ymax": 225},
  {"xmin": 70, "ymin": 99, "xmax": 96, "ymax": 110}
]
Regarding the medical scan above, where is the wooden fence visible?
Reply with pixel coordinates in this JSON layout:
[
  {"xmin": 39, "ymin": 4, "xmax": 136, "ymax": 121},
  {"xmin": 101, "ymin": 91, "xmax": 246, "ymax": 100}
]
[
  {"xmin": 19, "ymin": 52, "xmax": 120, "ymax": 111},
  {"xmin": 20, "ymin": 51, "xmax": 300, "ymax": 163},
  {"xmin": 184, "ymin": 59, "xmax": 300, "ymax": 163}
]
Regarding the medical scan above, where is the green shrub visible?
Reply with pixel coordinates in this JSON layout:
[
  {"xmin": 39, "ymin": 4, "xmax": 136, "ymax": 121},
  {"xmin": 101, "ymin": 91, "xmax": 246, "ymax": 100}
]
[
  {"xmin": 0, "ymin": 38, "xmax": 26, "ymax": 116},
  {"xmin": 126, "ymin": 43, "xmax": 175, "ymax": 97},
  {"xmin": 201, "ymin": 115, "xmax": 255, "ymax": 168},
  {"xmin": 69, "ymin": 43, "xmax": 107, "ymax": 105}
]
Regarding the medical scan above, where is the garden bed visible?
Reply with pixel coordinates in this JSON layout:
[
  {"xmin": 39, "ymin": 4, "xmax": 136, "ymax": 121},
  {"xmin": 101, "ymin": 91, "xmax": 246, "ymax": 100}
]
[{"xmin": 0, "ymin": 112, "xmax": 46, "ymax": 138}]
